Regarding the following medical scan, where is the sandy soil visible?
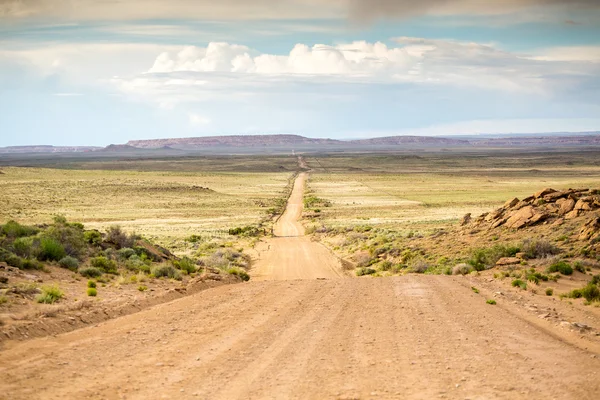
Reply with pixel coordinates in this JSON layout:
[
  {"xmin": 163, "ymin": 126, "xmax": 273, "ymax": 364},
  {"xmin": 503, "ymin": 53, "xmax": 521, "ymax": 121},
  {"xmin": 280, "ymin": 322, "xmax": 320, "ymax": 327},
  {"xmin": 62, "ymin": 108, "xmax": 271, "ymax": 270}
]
[
  {"xmin": 251, "ymin": 172, "xmax": 346, "ymax": 280},
  {"xmin": 1, "ymin": 172, "xmax": 599, "ymax": 399}
]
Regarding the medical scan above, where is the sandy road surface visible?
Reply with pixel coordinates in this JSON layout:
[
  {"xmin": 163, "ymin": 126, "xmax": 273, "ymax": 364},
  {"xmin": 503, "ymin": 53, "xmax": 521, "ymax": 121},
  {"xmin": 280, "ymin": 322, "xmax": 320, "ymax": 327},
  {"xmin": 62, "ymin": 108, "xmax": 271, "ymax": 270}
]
[
  {"xmin": 251, "ymin": 172, "xmax": 345, "ymax": 280},
  {"xmin": 1, "ymin": 276, "xmax": 598, "ymax": 399}
]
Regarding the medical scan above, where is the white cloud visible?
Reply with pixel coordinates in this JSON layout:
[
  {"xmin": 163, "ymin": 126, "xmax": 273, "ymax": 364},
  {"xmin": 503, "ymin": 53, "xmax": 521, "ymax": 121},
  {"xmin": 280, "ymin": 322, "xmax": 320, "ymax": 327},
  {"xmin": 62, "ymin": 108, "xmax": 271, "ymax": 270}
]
[
  {"xmin": 189, "ymin": 113, "xmax": 211, "ymax": 127},
  {"xmin": 140, "ymin": 38, "xmax": 599, "ymax": 97}
]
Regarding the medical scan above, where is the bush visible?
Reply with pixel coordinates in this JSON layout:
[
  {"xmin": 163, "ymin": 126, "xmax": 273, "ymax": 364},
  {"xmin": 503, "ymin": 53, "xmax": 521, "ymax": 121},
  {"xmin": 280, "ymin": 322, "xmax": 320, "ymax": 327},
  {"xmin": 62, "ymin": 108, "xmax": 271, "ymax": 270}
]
[
  {"xmin": 12, "ymin": 237, "xmax": 33, "ymax": 257},
  {"xmin": 90, "ymin": 256, "xmax": 117, "ymax": 274},
  {"xmin": 173, "ymin": 257, "xmax": 197, "ymax": 274},
  {"xmin": 228, "ymin": 226, "xmax": 262, "ymax": 237},
  {"xmin": 227, "ymin": 267, "xmax": 250, "ymax": 281},
  {"xmin": 546, "ymin": 288, "xmax": 554, "ymax": 296},
  {"xmin": 124, "ymin": 255, "xmax": 149, "ymax": 273},
  {"xmin": 486, "ymin": 299, "xmax": 497, "ymax": 305},
  {"xmin": 138, "ymin": 285, "xmax": 148, "ymax": 292},
  {"xmin": 574, "ymin": 261, "xmax": 586, "ymax": 273},
  {"xmin": 410, "ymin": 259, "xmax": 429, "ymax": 274},
  {"xmin": 79, "ymin": 266, "xmax": 103, "ymax": 278},
  {"xmin": 37, "ymin": 237, "xmax": 66, "ymax": 261},
  {"xmin": 87, "ymin": 287, "xmax": 97, "ymax": 297},
  {"xmin": 521, "ymin": 239, "xmax": 560, "ymax": 259},
  {"xmin": 1, "ymin": 220, "xmax": 38, "ymax": 238},
  {"xmin": 22, "ymin": 258, "xmax": 44, "ymax": 270},
  {"xmin": 0, "ymin": 249, "xmax": 23, "ymax": 269},
  {"xmin": 117, "ymin": 248, "xmax": 136, "ymax": 260},
  {"xmin": 84, "ymin": 230, "xmax": 103, "ymax": 246},
  {"xmin": 468, "ymin": 244, "xmax": 520, "ymax": 271},
  {"xmin": 58, "ymin": 256, "xmax": 79, "ymax": 271},
  {"xmin": 452, "ymin": 263, "xmax": 474, "ymax": 275},
  {"xmin": 36, "ymin": 286, "xmax": 64, "ymax": 304},
  {"xmin": 512, "ymin": 279, "xmax": 527, "ymax": 290},
  {"xmin": 546, "ymin": 260, "xmax": 573, "ymax": 276},
  {"xmin": 580, "ymin": 283, "xmax": 600, "ymax": 302},
  {"xmin": 356, "ymin": 267, "xmax": 376, "ymax": 276},
  {"xmin": 43, "ymin": 221, "xmax": 86, "ymax": 258},
  {"xmin": 106, "ymin": 226, "xmax": 136, "ymax": 249},
  {"xmin": 151, "ymin": 264, "xmax": 182, "ymax": 280}
]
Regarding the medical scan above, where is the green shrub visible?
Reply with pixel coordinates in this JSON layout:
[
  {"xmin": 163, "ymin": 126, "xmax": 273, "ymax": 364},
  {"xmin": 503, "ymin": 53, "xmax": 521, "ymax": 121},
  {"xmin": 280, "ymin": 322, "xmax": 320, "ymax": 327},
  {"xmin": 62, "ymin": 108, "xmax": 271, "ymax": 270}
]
[
  {"xmin": 356, "ymin": 267, "xmax": 376, "ymax": 276},
  {"xmin": 90, "ymin": 256, "xmax": 117, "ymax": 274},
  {"xmin": 58, "ymin": 256, "xmax": 79, "ymax": 271},
  {"xmin": 87, "ymin": 280, "xmax": 97, "ymax": 288},
  {"xmin": 0, "ymin": 249, "xmax": 23, "ymax": 269},
  {"xmin": 227, "ymin": 267, "xmax": 250, "ymax": 281},
  {"xmin": 581, "ymin": 284, "xmax": 600, "ymax": 302},
  {"xmin": 471, "ymin": 287, "xmax": 480, "ymax": 294},
  {"xmin": 228, "ymin": 226, "xmax": 262, "ymax": 237},
  {"xmin": 87, "ymin": 287, "xmax": 97, "ymax": 297},
  {"xmin": 84, "ymin": 230, "xmax": 103, "ymax": 246},
  {"xmin": 521, "ymin": 239, "xmax": 560, "ymax": 259},
  {"xmin": 151, "ymin": 264, "xmax": 182, "ymax": 280},
  {"xmin": 124, "ymin": 255, "xmax": 149, "ymax": 272},
  {"xmin": 36, "ymin": 286, "xmax": 64, "ymax": 304},
  {"xmin": 22, "ymin": 258, "xmax": 44, "ymax": 270},
  {"xmin": 546, "ymin": 261, "xmax": 573, "ymax": 276},
  {"xmin": 43, "ymin": 221, "xmax": 86, "ymax": 258},
  {"xmin": 486, "ymin": 299, "xmax": 497, "ymax": 305},
  {"xmin": 546, "ymin": 288, "xmax": 554, "ymax": 296},
  {"xmin": 512, "ymin": 279, "xmax": 527, "ymax": 290},
  {"xmin": 173, "ymin": 257, "xmax": 197, "ymax": 274},
  {"xmin": 138, "ymin": 285, "xmax": 148, "ymax": 292},
  {"xmin": 12, "ymin": 237, "xmax": 33, "ymax": 257},
  {"xmin": 1, "ymin": 220, "xmax": 38, "ymax": 238},
  {"xmin": 37, "ymin": 237, "xmax": 66, "ymax": 261},
  {"xmin": 468, "ymin": 244, "xmax": 520, "ymax": 271},
  {"xmin": 592, "ymin": 275, "xmax": 600, "ymax": 286},
  {"xmin": 573, "ymin": 261, "xmax": 586, "ymax": 273},
  {"xmin": 117, "ymin": 248, "xmax": 136, "ymax": 260},
  {"xmin": 79, "ymin": 266, "xmax": 103, "ymax": 278}
]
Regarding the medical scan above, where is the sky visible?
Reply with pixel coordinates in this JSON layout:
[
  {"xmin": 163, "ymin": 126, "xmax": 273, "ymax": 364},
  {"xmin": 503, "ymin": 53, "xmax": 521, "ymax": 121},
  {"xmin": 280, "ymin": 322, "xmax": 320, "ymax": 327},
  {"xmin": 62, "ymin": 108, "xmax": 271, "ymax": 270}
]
[{"xmin": 1, "ymin": 0, "xmax": 600, "ymax": 146}]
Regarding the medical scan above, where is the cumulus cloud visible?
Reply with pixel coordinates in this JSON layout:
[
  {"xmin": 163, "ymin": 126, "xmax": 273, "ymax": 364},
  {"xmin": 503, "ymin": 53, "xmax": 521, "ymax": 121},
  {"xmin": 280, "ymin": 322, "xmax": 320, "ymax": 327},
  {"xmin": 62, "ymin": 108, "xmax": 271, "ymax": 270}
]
[
  {"xmin": 1, "ymin": 0, "xmax": 597, "ymax": 21},
  {"xmin": 142, "ymin": 38, "xmax": 600, "ymax": 96}
]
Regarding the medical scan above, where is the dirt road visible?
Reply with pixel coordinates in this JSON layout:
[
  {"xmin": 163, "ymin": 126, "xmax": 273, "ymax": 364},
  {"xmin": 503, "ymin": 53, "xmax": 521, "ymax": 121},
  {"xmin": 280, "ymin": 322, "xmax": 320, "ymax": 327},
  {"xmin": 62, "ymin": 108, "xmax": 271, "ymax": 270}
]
[
  {"xmin": 1, "ymin": 277, "xmax": 599, "ymax": 399},
  {"xmin": 251, "ymin": 172, "xmax": 345, "ymax": 280},
  {"xmin": 1, "ymin": 173, "xmax": 599, "ymax": 399}
]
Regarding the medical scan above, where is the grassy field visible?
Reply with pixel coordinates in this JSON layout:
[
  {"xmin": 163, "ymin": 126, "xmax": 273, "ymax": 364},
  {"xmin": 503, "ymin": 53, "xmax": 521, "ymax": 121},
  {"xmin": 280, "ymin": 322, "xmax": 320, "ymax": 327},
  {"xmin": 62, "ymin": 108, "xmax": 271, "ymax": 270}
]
[
  {"xmin": 304, "ymin": 150, "xmax": 600, "ymax": 234},
  {"xmin": 0, "ymin": 159, "xmax": 294, "ymax": 252}
]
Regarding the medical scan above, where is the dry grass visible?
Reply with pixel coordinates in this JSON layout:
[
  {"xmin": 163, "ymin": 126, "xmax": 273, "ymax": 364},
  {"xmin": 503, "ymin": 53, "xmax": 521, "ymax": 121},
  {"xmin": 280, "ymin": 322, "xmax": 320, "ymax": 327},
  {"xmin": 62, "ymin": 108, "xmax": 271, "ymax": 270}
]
[{"xmin": 0, "ymin": 167, "xmax": 291, "ymax": 251}]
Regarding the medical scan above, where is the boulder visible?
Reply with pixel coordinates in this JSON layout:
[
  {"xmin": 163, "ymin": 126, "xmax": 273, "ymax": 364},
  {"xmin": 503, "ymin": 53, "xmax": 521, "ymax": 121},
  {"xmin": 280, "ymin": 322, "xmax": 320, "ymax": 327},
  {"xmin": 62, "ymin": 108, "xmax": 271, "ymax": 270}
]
[
  {"xmin": 578, "ymin": 217, "xmax": 600, "ymax": 241},
  {"xmin": 503, "ymin": 198, "xmax": 519, "ymax": 209},
  {"xmin": 559, "ymin": 198, "xmax": 576, "ymax": 215},
  {"xmin": 513, "ymin": 200, "xmax": 531, "ymax": 210},
  {"xmin": 485, "ymin": 209, "xmax": 504, "ymax": 223},
  {"xmin": 574, "ymin": 199, "xmax": 593, "ymax": 211},
  {"xmin": 491, "ymin": 218, "xmax": 507, "ymax": 229},
  {"xmin": 529, "ymin": 212, "xmax": 550, "ymax": 226},
  {"xmin": 551, "ymin": 218, "xmax": 565, "ymax": 227},
  {"xmin": 565, "ymin": 209, "xmax": 580, "ymax": 219},
  {"xmin": 543, "ymin": 191, "xmax": 569, "ymax": 202},
  {"xmin": 460, "ymin": 213, "xmax": 472, "ymax": 226},
  {"xmin": 496, "ymin": 257, "xmax": 521, "ymax": 266},
  {"xmin": 504, "ymin": 206, "xmax": 534, "ymax": 229},
  {"xmin": 474, "ymin": 213, "xmax": 488, "ymax": 224},
  {"xmin": 535, "ymin": 188, "xmax": 556, "ymax": 198}
]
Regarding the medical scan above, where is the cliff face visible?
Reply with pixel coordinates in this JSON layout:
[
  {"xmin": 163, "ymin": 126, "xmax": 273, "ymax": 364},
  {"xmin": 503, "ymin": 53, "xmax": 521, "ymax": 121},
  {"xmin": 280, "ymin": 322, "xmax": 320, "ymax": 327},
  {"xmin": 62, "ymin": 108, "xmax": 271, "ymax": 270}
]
[{"xmin": 126, "ymin": 135, "xmax": 341, "ymax": 149}]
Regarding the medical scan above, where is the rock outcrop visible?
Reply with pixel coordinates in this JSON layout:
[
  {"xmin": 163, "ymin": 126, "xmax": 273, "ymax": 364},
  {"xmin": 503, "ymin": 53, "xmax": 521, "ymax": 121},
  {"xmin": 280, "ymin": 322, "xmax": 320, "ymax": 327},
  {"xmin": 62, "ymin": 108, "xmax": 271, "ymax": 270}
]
[{"xmin": 463, "ymin": 188, "xmax": 600, "ymax": 232}]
